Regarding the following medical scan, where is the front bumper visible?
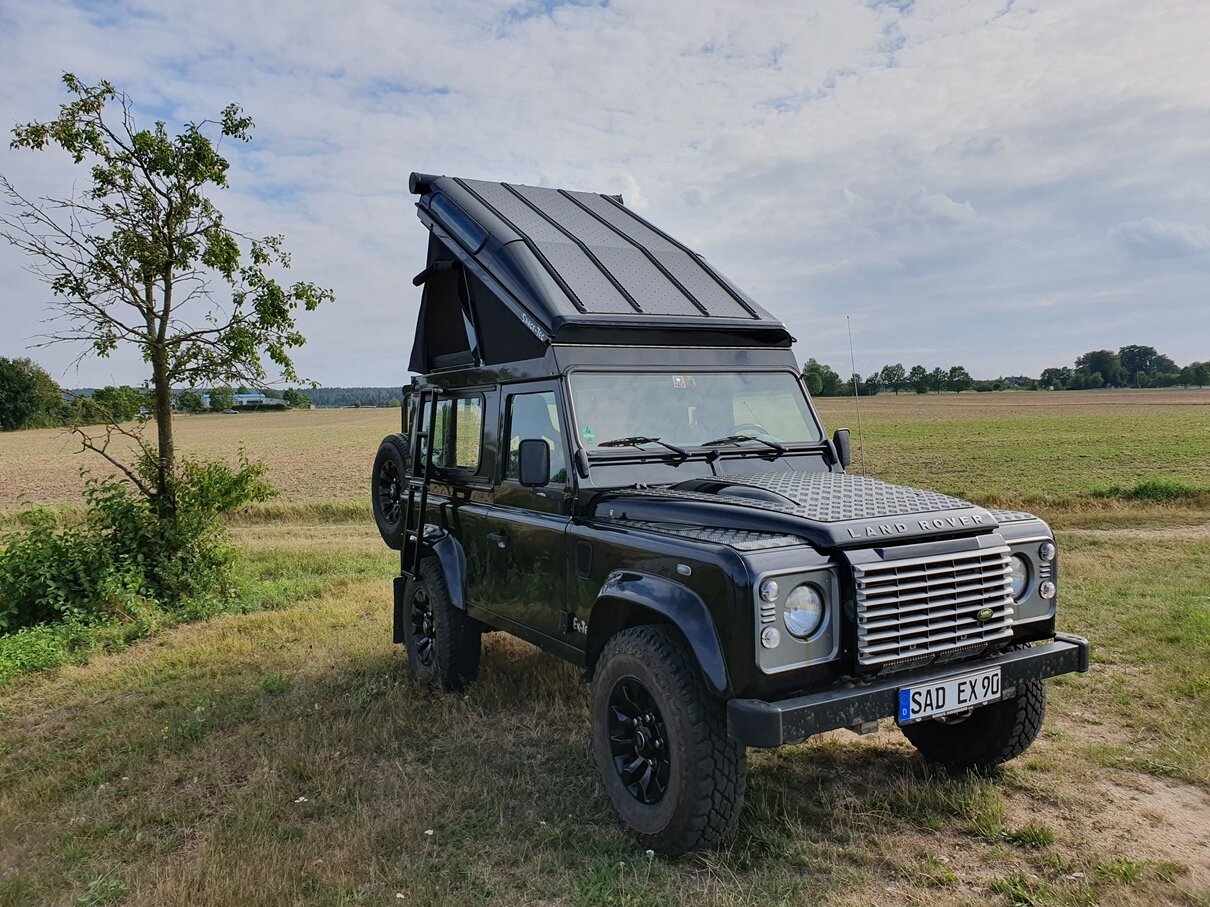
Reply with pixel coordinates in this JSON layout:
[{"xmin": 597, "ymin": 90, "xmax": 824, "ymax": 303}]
[{"xmin": 728, "ymin": 632, "xmax": 1089, "ymax": 748}]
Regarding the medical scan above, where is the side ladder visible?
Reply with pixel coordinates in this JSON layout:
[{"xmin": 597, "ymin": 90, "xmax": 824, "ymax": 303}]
[{"xmin": 401, "ymin": 385, "xmax": 439, "ymax": 580}]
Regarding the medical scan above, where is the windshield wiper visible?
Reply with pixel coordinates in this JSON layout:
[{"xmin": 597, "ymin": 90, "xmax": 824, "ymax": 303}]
[
  {"xmin": 596, "ymin": 436, "xmax": 691, "ymax": 461},
  {"xmin": 701, "ymin": 434, "xmax": 788, "ymax": 456}
]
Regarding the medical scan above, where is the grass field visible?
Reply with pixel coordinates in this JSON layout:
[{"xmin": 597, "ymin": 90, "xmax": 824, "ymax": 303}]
[{"xmin": 1, "ymin": 390, "xmax": 1208, "ymax": 906}]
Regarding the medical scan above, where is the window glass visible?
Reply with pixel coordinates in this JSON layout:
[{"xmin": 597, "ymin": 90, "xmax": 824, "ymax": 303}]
[
  {"xmin": 505, "ymin": 391, "xmax": 568, "ymax": 483},
  {"xmin": 430, "ymin": 194, "xmax": 487, "ymax": 252},
  {"xmin": 568, "ymin": 371, "xmax": 821, "ymax": 448},
  {"xmin": 429, "ymin": 396, "xmax": 483, "ymax": 470}
]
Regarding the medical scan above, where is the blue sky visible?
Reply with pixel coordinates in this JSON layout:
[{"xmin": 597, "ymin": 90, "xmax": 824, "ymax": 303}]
[{"xmin": 0, "ymin": 0, "xmax": 1207, "ymax": 387}]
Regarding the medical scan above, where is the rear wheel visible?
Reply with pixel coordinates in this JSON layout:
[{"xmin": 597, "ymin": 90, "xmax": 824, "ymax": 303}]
[
  {"xmin": 403, "ymin": 557, "xmax": 481, "ymax": 692},
  {"xmin": 372, "ymin": 433, "xmax": 409, "ymax": 549},
  {"xmin": 902, "ymin": 678, "xmax": 1046, "ymax": 772},
  {"xmin": 591, "ymin": 625, "xmax": 745, "ymax": 856}
]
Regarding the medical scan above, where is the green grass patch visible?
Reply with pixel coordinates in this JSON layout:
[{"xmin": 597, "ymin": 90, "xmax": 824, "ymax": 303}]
[
  {"xmin": 1090, "ymin": 476, "xmax": 1206, "ymax": 503},
  {"xmin": 0, "ymin": 546, "xmax": 390, "ymax": 686}
]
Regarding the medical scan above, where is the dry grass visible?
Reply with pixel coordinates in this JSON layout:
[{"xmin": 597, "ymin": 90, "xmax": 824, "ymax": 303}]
[
  {"xmin": 2, "ymin": 390, "xmax": 1209, "ymax": 905},
  {"xmin": 1, "ymin": 528, "xmax": 1207, "ymax": 905},
  {"xmin": 1, "ymin": 389, "xmax": 1208, "ymax": 514},
  {"xmin": 0, "ymin": 408, "xmax": 402, "ymax": 512}
]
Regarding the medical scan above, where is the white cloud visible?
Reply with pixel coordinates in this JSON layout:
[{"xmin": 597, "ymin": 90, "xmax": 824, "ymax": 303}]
[
  {"xmin": 0, "ymin": 0, "xmax": 1208, "ymax": 386},
  {"xmin": 1110, "ymin": 216, "xmax": 1210, "ymax": 259}
]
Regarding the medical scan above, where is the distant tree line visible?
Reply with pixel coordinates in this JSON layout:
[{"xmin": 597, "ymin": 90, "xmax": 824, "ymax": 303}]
[
  {"xmin": 802, "ymin": 359, "xmax": 975, "ymax": 396},
  {"xmin": 305, "ymin": 387, "xmax": 402, "ymax": 408},
  {"xmin": 803, "ymin": 344, "xmax": 1209, "ymax": 397},
  {"xmin": 0, "ymin": 358, "xmax": 315, "ymax": 431},
  {"xmin": 1040, "ymin": 345, "xmax": 1208, "ymax": 390}
]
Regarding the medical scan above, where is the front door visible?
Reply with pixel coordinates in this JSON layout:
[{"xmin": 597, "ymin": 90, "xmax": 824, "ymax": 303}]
[{"xmin": 474, "ymin": 383, "xmax": 572, "ymax": 641}]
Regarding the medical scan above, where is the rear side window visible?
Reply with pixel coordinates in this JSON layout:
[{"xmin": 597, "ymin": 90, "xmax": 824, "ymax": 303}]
[{"xmin": 429, "ymin": 396, "xmax": 483, "ymax": 470}]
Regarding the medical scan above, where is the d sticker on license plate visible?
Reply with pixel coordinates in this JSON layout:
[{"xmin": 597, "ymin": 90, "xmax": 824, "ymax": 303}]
[{"xmin": 898, "ymin": 667, "xmax": 1002, "ymax": 724}]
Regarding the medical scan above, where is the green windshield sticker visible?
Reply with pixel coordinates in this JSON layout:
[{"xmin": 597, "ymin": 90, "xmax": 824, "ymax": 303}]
[{"xmin": 581, "ymin": 426, "xmax": 597, "ymax": 444}]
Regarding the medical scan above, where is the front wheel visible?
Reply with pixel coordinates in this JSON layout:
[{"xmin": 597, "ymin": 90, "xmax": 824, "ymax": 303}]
[
  {"xmin": 591, "ymin": 625, "xmax": 746, "ymax": 856},
  {"xmin": 902, "ymin": 678, "xmax": 1046, "ymax": 772}
]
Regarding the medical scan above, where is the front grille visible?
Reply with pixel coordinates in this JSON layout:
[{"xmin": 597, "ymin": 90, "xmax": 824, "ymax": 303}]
[{"xmin": 854, "ymin": 545, "xmax": 1014, "ymax": 668}]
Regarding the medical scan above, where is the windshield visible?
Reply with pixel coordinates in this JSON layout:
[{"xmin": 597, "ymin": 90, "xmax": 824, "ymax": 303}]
[{"xmin": 568, "ymin": 370, "xmax": 822, "ymax": 450}]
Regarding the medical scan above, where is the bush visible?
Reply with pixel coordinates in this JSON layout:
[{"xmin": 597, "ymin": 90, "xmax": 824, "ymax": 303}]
[
  {"xmin": 1091, "ymin": 477, "xmax": 1204, "ymax": 503},
  {"xmin": 0, "ymin": 453, "xmax": 272, "ymax": 634}
]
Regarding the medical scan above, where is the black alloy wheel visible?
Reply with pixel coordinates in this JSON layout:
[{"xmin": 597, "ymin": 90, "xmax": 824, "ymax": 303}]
[
  {"xmin": 410, "ymin": 587, "xmax": 436, "ymax": 666},
  {"xmin": 608, "ymin": 677, "xmax": 671, "ymax": 805},
  {"xmin": 371, "ymin": 433, "xmax": 410, "ymax": 549},
  {"xmin": 378, "ymin": 458, "xmax": 402, "ymax": 526}
]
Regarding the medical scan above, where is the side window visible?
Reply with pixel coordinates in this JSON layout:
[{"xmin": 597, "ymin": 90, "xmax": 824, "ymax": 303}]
[
  {"xmin": 431, "ymin": 396, "xmax": 483, "ymax": 470},
  {"xmin": 505, "ymin": 391, "xmax": 568, "ymax": 483}
]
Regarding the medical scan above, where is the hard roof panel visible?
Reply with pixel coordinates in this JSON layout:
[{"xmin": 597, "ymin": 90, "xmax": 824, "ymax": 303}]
[
  {"xmin": 535, "ymin": 242, "xmax": 638, "ymax": 314},
  {"xmin": 571, "ymin": 192, "xmax": 757, "ymax": 319},
  {"xmin": 415, "ymin": 173, "xmax": 790, "ymax": 347},
  {"xmin": 510, "ymin": 184, "xmax": 713, "ymax": 317}
]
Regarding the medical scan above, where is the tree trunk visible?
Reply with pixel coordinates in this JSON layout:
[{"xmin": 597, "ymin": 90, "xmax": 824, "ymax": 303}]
[{"xmin": 151, "ymin": 344, "xmax": 175, "ymax": 518}]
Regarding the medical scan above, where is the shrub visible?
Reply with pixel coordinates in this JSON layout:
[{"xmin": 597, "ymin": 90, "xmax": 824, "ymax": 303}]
[
  {"xmin": 0, "ymin": 453, "xmax": 272, "ymax": 634},
  {"xmin": 1091, "ymin": 477, "xmax": 1203, "ymax": 503}
]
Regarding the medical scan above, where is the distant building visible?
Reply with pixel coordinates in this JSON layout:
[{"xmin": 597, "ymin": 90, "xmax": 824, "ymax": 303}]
[
  {"xmin": 232, "ymin": 392, "xmax": 288, "ymax": 409},
  {"xmin": 194, "ymin": 391, "xmax": 288, "ymax": 409}
]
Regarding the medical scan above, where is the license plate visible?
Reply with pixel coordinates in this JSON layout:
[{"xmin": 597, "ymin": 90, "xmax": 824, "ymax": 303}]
[{"xmin": 897, "ymin": 667, "xmax": 1002, "ymax": 724}]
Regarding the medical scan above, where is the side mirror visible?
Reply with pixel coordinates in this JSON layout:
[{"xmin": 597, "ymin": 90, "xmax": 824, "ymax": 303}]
[
  {"xmin": 832, "ymin": 428, "xmax": 851, "ymax": 469},
  {"xmin": 518, "ymin": 438, "xmax": 551, "ymax": 487}
]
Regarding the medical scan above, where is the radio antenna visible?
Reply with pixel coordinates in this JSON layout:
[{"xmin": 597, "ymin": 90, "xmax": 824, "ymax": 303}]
[{"xmin": 846, "ymin": 315, "xmax": 866, "ymax": 473}]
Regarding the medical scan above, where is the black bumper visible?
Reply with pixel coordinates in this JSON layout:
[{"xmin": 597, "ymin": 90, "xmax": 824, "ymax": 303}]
[{"xmin": 728, "ymin": 633, "xmax": 1089, "ymax": 748}]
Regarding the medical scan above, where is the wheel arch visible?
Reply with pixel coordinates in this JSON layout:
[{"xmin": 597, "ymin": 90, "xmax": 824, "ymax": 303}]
[
  {"xmin": 586, "ymin": 571, "xmax": 731, "ymax": 698},
  {"xmin": 425, "ymin": 528, "xmax": 468, "ymax": 611}
]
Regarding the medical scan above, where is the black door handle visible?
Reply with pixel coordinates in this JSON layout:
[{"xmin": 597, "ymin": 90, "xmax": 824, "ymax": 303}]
[{"xmin": 486, "ymin": 531, "xmax": 508, "ymax": 548}]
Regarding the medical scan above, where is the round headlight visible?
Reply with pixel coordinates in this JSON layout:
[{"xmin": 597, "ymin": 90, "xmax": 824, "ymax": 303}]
[
  {"xmin": 1009, "ymin": 554, "xmax": 1030, "ymax": 601},
  {"xmin": 759, "ymin": 579, "xmax": 780, "ymax": 603},
  {"xmin": 783, "ymin": 583, "xmax": 825, "ymax": 638},
  {"xmin": 1039, "ymin": 541, "xmax": 1056, "ymax": 562}
]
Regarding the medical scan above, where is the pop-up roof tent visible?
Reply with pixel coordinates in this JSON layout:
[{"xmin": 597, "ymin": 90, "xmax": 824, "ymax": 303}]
[{"xmin": 407, "ymin": 173, "xmax": 793, "ymax": 374}]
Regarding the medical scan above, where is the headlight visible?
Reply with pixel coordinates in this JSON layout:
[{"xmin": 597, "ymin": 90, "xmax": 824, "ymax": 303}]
[
  {"xmin": 784, "ymin": 583, "xmax": 825, "ymax": 638},
  {"xmin": 1009, "ymin": 554, "xmax": 1030, "ymax": 601}
]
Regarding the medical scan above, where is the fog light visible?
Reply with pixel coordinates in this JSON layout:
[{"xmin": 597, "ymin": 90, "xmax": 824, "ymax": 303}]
[
  {"xmin": 759, "ymin": 579, "xmax": 780, "ymax": 602},
  {"xmin": 760, "ymin": 626, "xmax": 781, "ymax": 649},
  {"xmin": 1040, "ymin": 580, "xmax": 1056, "ymax": 599},
  {"xmin": 1039, "ymin": 541, "xmax": 1056, "ymax": 562}
]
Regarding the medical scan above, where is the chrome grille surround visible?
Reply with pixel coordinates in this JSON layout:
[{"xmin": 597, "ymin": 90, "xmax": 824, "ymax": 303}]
[{"xmin": 854, "ymin": 544, "xmax": 1014, "ymax": 668}]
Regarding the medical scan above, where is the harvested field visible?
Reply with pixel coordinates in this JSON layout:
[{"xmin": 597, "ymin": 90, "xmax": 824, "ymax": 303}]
[
  {"xmin": 0, "ymin": 388, "xmax": 1207, "ymax": 905},
  {"xmin": 2, "ymin": 388, "xmax": 1208, "ymax": 513}
]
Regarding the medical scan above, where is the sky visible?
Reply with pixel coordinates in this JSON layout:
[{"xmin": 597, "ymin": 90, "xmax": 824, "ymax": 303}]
[{"xmin": 0, "ymin": 0, "xmax": 1207, "ymax": 388}]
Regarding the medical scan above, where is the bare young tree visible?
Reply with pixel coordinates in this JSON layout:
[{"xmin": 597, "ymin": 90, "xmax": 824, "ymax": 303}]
[{"xmin": 1, "ymin": 74, "xmax": 333, "ymax": 516}]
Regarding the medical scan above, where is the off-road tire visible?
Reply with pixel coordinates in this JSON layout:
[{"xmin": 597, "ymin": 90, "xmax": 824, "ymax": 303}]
[
  {"xmin": 403, "ymin": 556, "xmax": 481, "ymax": 692},
  {"xmin": 902, "ymin": 675, "xmax": 1046, "ymax": 772},
  {"xmin": 372, "ymin": 433, "xmax": 410, "ymax": 549},
  {"xmin": 591, "ymin": 625, "xmax": 745, "ymax": 856}
]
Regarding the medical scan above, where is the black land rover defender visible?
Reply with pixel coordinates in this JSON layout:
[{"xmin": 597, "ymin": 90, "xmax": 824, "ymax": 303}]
[{"xmin": 372, "ymin": 173, "xmax": 1089, "ymax": 855}]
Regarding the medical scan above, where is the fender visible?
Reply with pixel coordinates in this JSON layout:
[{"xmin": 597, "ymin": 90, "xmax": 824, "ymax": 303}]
[
  {"xmin": 394, "ymin": 528, "xmax": 469, "ymax": 644},
  {"xmin": 426, "ymin": 527, "xmax": 468, "ymax": 610},
  {"xmin": 590, "ymin": 571, "xmax": 730, "ymax": 697}
]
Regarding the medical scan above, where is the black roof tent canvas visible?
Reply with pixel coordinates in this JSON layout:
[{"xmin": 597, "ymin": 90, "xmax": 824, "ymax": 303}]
[{"xmin": 407, "ymin": 172, "xmax": 792, "ymax": 374}]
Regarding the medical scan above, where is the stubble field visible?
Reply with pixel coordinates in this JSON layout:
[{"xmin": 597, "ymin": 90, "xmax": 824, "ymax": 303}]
[{"xmin": 0, "ymin": 389, "xmax": 1208, "ymax": 906}]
